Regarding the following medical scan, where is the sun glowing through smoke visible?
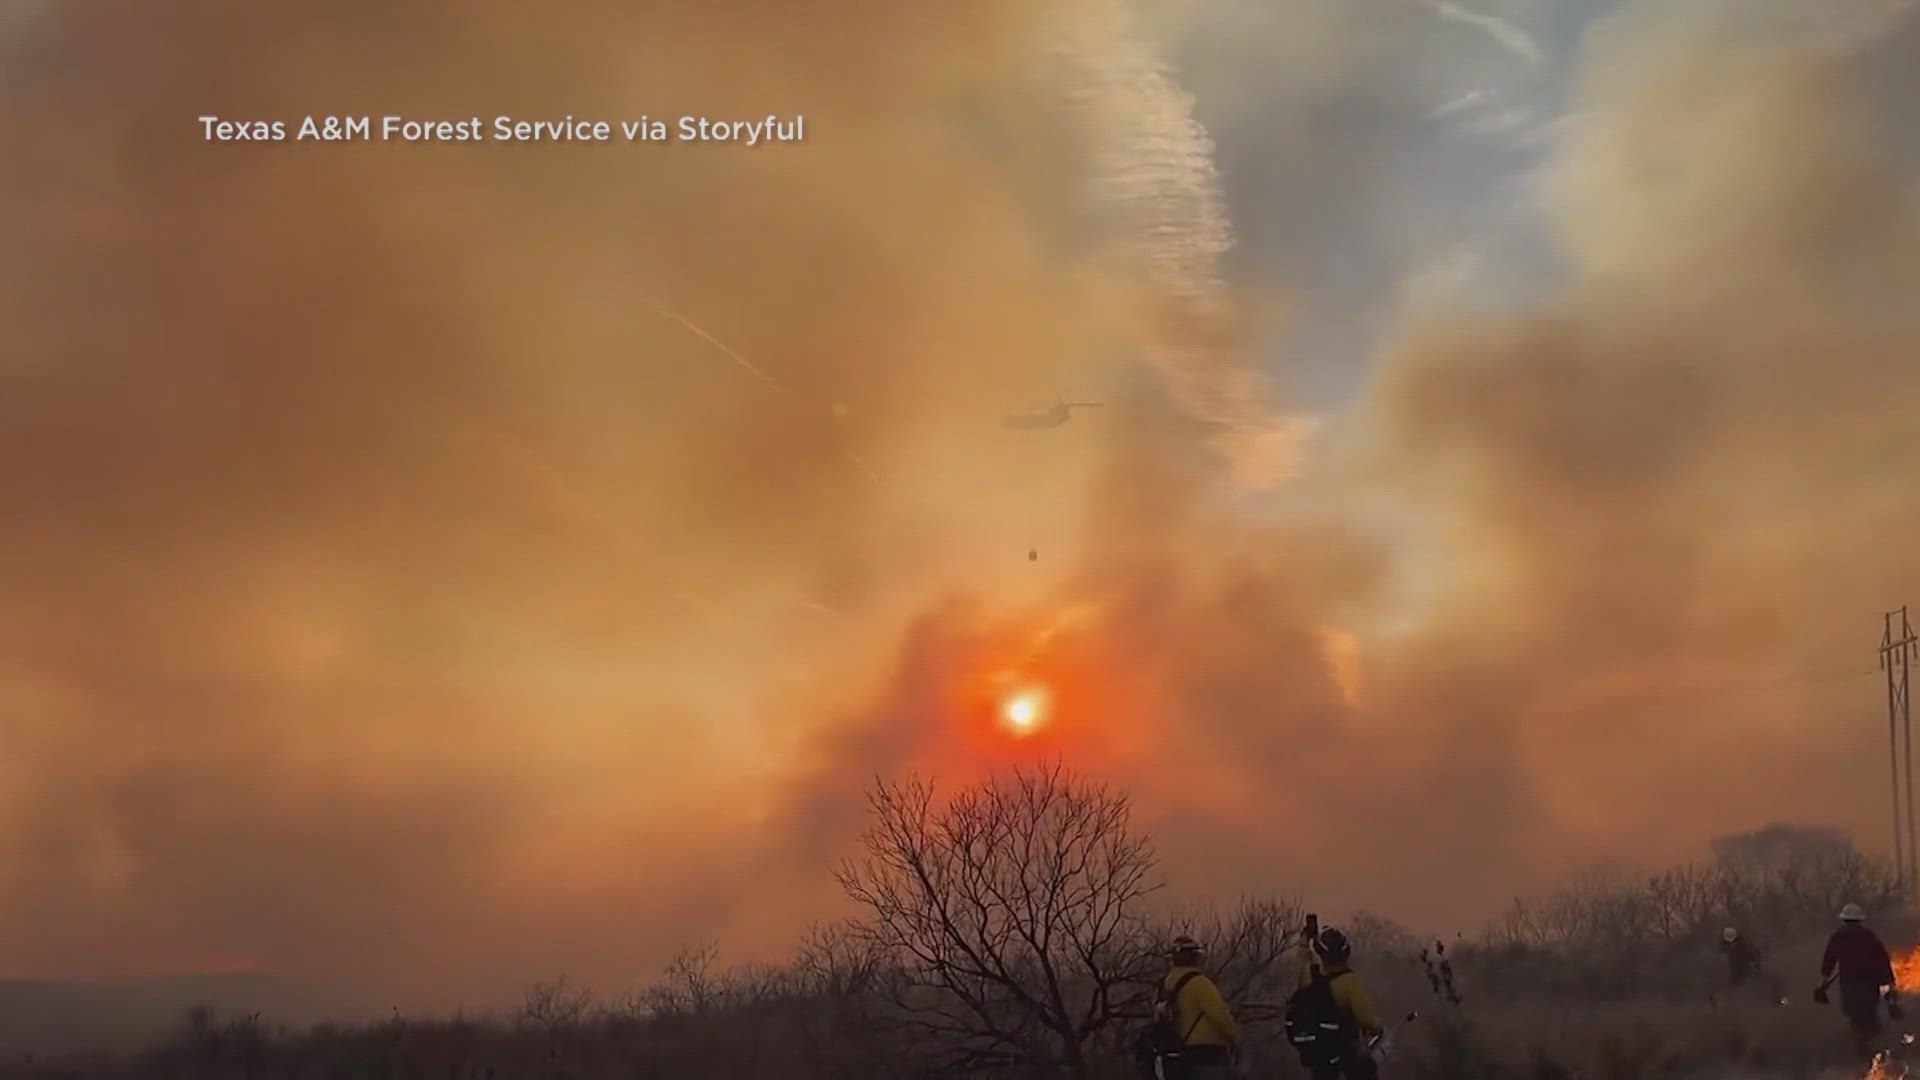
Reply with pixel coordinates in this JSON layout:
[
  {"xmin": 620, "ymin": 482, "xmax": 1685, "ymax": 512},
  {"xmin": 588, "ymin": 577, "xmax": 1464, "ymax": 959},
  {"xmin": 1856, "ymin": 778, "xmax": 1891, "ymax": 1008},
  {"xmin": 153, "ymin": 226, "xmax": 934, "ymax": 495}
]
[{"xmin": 1000, "ymin": 686, "xmax": 1051, "ymax": 737}]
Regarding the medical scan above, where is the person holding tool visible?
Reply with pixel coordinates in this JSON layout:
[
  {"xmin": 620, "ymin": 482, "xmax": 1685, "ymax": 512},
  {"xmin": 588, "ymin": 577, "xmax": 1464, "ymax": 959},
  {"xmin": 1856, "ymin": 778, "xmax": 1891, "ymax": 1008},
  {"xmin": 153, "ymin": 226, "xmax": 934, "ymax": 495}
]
[
  {"xmin": 1718, "ymin": 926, "xmax": 1786, "ymax": 1003},
  {"xmin": 1286, "ymin": 915, "xmax": 1385, "ymax": 1080},
  {"xmin": 1294, "ymin": 913, "xmax": 1324, "ymax": 987},
  {"xmin": 1815, "ymin": 904, "xmax": 1900, "ymax": 1057}
]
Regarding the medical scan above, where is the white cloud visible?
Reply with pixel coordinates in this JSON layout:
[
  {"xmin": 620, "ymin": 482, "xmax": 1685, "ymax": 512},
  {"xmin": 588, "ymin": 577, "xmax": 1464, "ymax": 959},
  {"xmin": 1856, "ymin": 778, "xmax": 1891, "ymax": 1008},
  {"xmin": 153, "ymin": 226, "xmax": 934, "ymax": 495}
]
[
  {"xmin": 1045, "ymin": 2, "xmax": 1315, "ymax": 491},
  {"xmin": 1417, "ymin": 0, "xmax": 1547, "ymax": 66}
]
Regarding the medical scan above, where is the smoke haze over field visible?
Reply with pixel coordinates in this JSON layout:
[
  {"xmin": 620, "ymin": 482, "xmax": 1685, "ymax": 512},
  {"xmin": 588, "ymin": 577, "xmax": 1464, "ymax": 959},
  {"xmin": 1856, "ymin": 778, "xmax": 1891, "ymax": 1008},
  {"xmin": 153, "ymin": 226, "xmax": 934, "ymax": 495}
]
[{"xmin": 0, "ymin": 0, "xmax": 1917, "ymax": 1004}]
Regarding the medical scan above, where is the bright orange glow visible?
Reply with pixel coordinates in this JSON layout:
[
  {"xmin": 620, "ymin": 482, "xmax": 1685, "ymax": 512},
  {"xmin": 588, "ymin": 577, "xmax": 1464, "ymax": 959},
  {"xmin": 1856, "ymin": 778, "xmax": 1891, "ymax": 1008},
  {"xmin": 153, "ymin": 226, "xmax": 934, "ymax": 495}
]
[
  {"xmin": 1893, "ymin": 944, "xmax": 1920, "ymax": 993},
  {"xmin": 1000, "ymin": 686, "xmax": 1050, "ymax": 737},
  {"xmin": 942, "ymin": 604, "xmax": 1140, "ymax": 771}
]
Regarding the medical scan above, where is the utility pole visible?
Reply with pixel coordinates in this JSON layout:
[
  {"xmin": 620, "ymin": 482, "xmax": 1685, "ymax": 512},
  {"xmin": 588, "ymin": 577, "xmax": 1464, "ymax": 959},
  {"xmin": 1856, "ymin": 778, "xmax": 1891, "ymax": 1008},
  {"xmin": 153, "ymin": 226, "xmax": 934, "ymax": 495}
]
[{"xmin": 1883, "ymin": 607, "xmax": 1918, "ymax": 895}]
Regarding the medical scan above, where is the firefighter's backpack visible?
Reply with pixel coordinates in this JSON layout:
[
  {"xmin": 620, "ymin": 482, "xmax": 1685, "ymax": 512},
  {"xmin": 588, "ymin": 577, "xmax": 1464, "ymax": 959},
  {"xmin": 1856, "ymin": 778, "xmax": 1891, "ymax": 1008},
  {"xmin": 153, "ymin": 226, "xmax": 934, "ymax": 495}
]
[
  {"xmin": 1132, "ymin": 970, "xmax": 1205, "ymax": 1078},
  {"xmin": 1284, "ymin": 971, "xmax": 1353, "ymax": 1068}
]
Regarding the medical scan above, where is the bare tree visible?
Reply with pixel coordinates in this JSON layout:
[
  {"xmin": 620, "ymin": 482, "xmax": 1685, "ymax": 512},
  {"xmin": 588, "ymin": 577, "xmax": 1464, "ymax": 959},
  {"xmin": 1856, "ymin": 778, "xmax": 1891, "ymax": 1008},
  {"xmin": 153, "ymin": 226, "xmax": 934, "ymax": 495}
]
[
  {"xmin": 594, "ymin": 988, "xmax": 649, "ymax": 1024},
  {"xmin": 1711, "ymin": 825, "xmax": 1903, "ymax": 931},
  {"xmin": 795, "ymin": 920, "xmax": 892, "ymax": 999},
  {"xmin": 520, "ymin": 976, "xmax": 590, "ymax": 1032},
  {"xmin": 835, "ymin": 763, "xmax": 1158, "ymax": 1079},
  {"xmin": 1486, "ymin": 897, "xmax": 1547, "ymax": 950},
  {"xmin": 1712, "ymin": 824, "xmax": 1856, "ymax": 874},
  {"xmin": 1645, "ymin": 868, "xmax": 1717, "ymax": 941},
  {"xmin": 1346, "ymin": 910, "xmax": 1421, "ymax": 960},
  {"xmin": 647, "ymin": 941, "xmax": 724, "ymax": 1016},
  {"xmin": 1149, "ymin": 897, "xmax": 1305, "ymax": 1021},
  {"xmin": 1465, "ymin": 825, "xmax": 1909, "ymax": 1000},
  {"xmin": 642, "ymin": 941, "xmax": 807, "ymax": 1019}
]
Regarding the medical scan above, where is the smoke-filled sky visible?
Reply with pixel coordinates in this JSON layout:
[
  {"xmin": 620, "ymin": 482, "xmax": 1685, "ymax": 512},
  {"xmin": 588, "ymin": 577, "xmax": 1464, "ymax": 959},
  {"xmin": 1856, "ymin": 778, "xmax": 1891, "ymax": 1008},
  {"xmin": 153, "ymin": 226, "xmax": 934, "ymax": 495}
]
[{"xmin": 1, "ymin": 0, "xmax": 1918, "ymax": 1005}]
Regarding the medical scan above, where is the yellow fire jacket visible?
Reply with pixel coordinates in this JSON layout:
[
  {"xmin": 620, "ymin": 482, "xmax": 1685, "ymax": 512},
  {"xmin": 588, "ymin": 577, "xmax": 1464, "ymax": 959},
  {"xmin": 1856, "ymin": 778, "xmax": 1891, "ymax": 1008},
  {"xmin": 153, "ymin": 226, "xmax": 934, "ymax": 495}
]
[{"xmin": 1162, "ymin": 966, "xmax": 1240, "ymax": 1047}]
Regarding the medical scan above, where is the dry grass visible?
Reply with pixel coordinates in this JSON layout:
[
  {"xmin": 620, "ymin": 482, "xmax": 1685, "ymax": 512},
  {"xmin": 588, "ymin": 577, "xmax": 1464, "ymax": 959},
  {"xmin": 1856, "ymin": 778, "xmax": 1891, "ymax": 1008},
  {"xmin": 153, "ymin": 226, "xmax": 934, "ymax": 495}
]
[
  {"xmin": 0, "ymin": 920, "xmax": 1909, "ymax": 1080},
  {"xmin": 0, "ymin": 803, "xmax": 1905, "ymax": 1079}
]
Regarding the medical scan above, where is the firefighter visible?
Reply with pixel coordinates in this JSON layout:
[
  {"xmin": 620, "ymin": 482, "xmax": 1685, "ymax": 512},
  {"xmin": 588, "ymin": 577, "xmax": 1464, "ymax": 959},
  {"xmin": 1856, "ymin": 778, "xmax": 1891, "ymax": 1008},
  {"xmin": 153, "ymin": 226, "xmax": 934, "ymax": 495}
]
[
  {"xmin": 1285, "ymin": 927, "xmax": 1383, "ymax": 1080},
  {"xmin": 1817, "ymin": 904, "xmax": 1899, "ymax": 1056},
  {"xmin": 1721, "ymin": 926, "xmax": 1763, "ymax": 986},
  {"xmin": 1157, "ymin": 934, "xmax": 1240, "ymax": 1080}
]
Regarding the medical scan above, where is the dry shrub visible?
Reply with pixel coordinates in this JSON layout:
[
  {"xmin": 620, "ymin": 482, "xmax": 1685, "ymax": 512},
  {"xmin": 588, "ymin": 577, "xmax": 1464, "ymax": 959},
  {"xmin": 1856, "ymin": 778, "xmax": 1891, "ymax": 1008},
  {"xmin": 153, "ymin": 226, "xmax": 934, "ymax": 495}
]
[{"xmin": 7, "ymin": 795, "xmax": 1909, "ymax": 1079}]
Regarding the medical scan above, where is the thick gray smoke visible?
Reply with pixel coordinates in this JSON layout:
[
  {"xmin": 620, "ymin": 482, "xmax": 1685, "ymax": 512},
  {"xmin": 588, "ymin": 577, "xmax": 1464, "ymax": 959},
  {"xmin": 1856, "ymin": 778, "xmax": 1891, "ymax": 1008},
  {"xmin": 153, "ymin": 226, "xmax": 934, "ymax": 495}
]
[{"xmin": 0, "ymin": 0, "xmax": 1916, "ymax": 1009}]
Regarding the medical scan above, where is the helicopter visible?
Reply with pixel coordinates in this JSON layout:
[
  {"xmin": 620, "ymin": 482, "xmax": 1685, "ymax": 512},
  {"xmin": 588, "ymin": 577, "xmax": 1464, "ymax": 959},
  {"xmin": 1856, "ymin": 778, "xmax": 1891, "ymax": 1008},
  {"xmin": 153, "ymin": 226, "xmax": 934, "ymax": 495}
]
[
  {"xmin": 1003, "ymin": 399, "xmax": 1106, "ymax": 562},
  {"xmin": 1002, "ymin": 400, "xmax": 1104, "ymax": 431}
]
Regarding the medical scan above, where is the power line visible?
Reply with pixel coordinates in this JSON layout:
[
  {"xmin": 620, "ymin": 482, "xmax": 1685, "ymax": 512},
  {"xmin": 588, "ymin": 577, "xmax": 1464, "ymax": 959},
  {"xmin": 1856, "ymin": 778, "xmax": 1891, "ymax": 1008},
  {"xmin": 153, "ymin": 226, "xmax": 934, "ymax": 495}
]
[
  {"xmin": 1647, "ymin": 667, "xmax": 1878, "ymax": 694},
  {"xmin": 1552, "ymin": 666, "xmax": 1879, "ymax": 718}
]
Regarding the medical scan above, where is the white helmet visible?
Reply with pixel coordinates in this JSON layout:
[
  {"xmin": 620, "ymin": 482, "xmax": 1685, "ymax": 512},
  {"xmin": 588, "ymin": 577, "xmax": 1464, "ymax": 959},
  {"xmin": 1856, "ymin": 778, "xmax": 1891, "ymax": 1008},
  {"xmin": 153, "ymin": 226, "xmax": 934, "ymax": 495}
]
[
  {"xmin": 1723, "ymin": 927, "xmax": 1740, "ymax": 943},
  {"xmin": 1841, "ymin": 903, "xmax": 1867, "ymax": 922}
]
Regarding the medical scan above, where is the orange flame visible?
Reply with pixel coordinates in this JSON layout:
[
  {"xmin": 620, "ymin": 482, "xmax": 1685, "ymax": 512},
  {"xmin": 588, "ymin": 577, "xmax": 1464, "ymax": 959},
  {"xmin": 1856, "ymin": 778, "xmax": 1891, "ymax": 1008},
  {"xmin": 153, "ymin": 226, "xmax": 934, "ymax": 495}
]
[
  {"xmin": 1896, "ymin": 945, "xmax": 1920, "ymax": 994},
  {"xmin": 1863, "ymin": 947, "xmax": 1920, "ymax": 1080}
]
